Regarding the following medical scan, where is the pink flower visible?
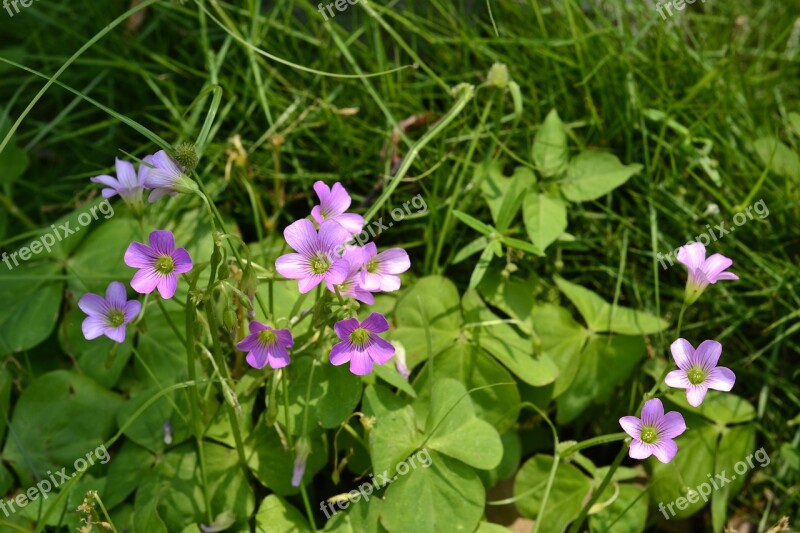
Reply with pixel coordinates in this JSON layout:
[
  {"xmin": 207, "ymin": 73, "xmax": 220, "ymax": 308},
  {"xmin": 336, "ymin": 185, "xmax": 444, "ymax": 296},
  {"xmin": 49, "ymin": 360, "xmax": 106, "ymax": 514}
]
[
  {"xmin": 665, "ymin": 339, "xmax": 735, "ymax": 407},
  {"xmin": 677, "ymin": 242, "xmax": 738, "ymax": 304},
  {"xmin": 78, "ymin": 281, "xmax": 141, "ymax": 343},
  {"xmin": 90, "ymin": 158, "xmax": 146, "ymax": 209},
  {"xmin": 124, "ymin": 230, "xmax": 193, "ymax": 299},
  {"xmin": 330, "ymin": 313, "xmax": 395, "ymax": 375},
  {"xmin": 359, "ymin": 242, "xmax": 410, "ymax": 292},
  {"xmin": 275, "ymin": 219, "xmax": 351, "ymax": 294},
  {"xmin": 310, "ymin": 181, "xmax": 364, "ymax": 235},
  {"xmin": 619, "ymin": 398, "xmax": 686, "ymax": 463},
  {"xmin": 236, "ymin": 321, "xmax": 293, "ymax": 369},
  {"xmin": 326, "ymin": 246, "xmax": 376, "ymax": 304}
]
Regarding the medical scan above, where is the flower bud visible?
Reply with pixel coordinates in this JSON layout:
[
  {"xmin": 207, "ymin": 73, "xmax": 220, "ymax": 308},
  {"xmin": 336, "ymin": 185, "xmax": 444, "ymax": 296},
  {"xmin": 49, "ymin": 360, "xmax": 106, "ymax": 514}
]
[{"xmin": 174, "ymin": 142, "xmax": 199, "ymax": 173}]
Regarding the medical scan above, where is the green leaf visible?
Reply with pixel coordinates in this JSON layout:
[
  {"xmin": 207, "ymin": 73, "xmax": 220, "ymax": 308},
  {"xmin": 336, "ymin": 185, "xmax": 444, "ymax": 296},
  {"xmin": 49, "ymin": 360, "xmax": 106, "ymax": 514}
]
[
  {"xmin": 256, "ymin": 495, "xmax": 310, "ymax": 533},
  {"xmin": 66, "ymin": 216, "xmax": 140, "ymax": 294},
  {"xmin": 136, "ymin": 442, "xmax": 255, "ymax": 531},
  {"xmin": 665, "ymin": 391, "xmax": 756, "ymax": 425},
  {"xmin": 414, "ymin": 343, "xmax": 520, "ymax": 432},
  {"xmin": 363, "ymin": 385, "xmax": 422, "ymax": 475},
  {"xmin": 277, "ymin": 356, "xmax": 363, "ymax": 435},
  {"xmin": 479, "ymin": 162, "xmax": 534, "ymax": 232},
  {"xmin": 648, "ymin": 417, "xmax": 720, "ymax": 519},
  {"xmin": 589, "ymin": 484, "xmax": 647, "ymax": 533},
  {"xmin": 102, "ymin": 441, "xmax": 156, "ymax": 509},
  {"xmin": 0, "ymin": 367, "xmax": 12, "ymax": 444},
  {"xmin": 556, "ymin": 335, "xmax": 645, "ymax": 423},
  {"xmin": 533, "ymin": 109, "xmax": 568, "ymax": 178},
  {"xmin": 453, "ymin": 235, "xmax": 490, "ymax": 264},
  {"xmin": 514, "ymin": 454, "xmax": 593, "ymax": 532},
  {"xmin": 559, "ymin": 151, "xmax": 642, "ymax": 202},
  {"xmin": 389, "ymin": 276, "xmax": 462, "ymax": 370},
  {"xmin": 246, "ymin": 416, "xmax": 327, "ymax": 496},
  {"xmin": 530, "ymin": 304, "xmax": 589, "ymax": 397},
  {"xmin": 788, "ymin": 112, "xmax": 800, "ymax": 139},
  {"xmin": 380, "ymin": 451, "xmax": 485, "ymax": 533},
  {"xmin": 453, "ymin": 209, "xmax": 495, "ymax": 236},
  {"xmin": 753, "ymin": 136, "xmax": 800, "ymax": 181},
  {"xmin": 522, "ymin": 191, "xmax": 567, "ymax": 251},
  {"xmin": 0, "ymin": 261, "xmax": 63, "ymax": 353},
  {"xmin": 463, "ymin": 290, "xmax": 558, "ymax": 387},
  {"xmin": 2, "ymin": 371, "xmax": 123, "ymax": 487},
  {"xmin": 711, "ymin": 424, "xmax": 756, "ymax": 532},
  {"xmin": 499, "ymin": 236, "xmax": 543, "ymax": 256},
  {"xmin": 468, "ymin": 245, "xmax": 495, "ymax": 290},
  {"xmin": 424, "ymin": 378, "xmax": 503, "ymax": 470},
  {"xmin": 554, "ymin": 277, "xmax": 668, "ymax": 335}
]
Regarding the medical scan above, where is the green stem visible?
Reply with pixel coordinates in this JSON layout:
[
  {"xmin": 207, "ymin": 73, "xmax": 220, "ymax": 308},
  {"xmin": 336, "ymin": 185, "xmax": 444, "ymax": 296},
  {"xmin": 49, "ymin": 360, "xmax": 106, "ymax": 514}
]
[
  {"xmin": 185, "ymin": 292, "xmax": 214, "ymax": 524},
  {"xmin": 558, "ymin": 433, "xmax": 628, "ymax": 458},
  {"xmin": 567, "ymin": 443, "xmax": 628, "ymax": 533}
]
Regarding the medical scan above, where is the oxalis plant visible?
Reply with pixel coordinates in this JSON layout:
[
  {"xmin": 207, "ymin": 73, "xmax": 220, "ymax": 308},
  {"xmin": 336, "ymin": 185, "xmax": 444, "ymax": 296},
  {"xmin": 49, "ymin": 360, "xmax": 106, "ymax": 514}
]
[{"xmin": 0, "ymin": 71, "xmax": 769, "ymax": 533}]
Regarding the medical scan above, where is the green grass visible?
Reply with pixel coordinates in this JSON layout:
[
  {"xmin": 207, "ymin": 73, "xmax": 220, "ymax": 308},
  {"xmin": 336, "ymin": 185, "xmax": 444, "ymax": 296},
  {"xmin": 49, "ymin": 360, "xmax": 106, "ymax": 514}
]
[{"xmin": 1, "ymin": 0, "xmax": 799, "ymax": 530}]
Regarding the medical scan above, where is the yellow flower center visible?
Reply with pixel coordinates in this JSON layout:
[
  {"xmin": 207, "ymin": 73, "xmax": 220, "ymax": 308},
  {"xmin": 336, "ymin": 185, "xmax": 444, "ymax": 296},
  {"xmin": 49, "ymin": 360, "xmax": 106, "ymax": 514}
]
[{"xmin": 155, "ymin": 255, "xmax": 175, "ymax": 275}]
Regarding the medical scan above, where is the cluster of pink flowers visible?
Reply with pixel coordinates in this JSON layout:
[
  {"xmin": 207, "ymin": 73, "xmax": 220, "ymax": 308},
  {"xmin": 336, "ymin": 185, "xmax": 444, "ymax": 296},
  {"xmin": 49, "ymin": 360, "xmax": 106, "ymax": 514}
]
[
  {"xmin": 619, "ymin": 242, "xmax": 737, "ymax": 463},
  {"xmin": 80, "ymin": 152, "xmax": 195, "ymax": 343},
  {"xmin": 236, "ymin": 181, "xmax": 409, "ymax": 376}
]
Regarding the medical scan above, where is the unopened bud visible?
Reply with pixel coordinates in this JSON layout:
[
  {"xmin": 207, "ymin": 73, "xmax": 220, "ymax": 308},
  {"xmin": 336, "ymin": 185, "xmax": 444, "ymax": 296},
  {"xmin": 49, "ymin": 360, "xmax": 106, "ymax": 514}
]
[{"xmin": 174, "ymin": 142, "xmax": 199, "ymax": 173}]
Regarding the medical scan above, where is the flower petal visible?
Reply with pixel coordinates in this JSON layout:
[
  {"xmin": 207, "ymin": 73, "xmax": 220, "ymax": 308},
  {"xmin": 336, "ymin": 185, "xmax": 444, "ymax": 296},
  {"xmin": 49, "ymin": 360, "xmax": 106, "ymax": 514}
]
[
  {"xmin": 78, "ymin": 293, "xmax": 108, "ymax": 317},
  {"xmin": 715, "ymin": 272, "xmax": 739, "ymax": 281},
  {"xmin": 156, "ymin": 274, "xmax": 178, "ymax": 299},
  {"xmin": 172, "ymin": 247, "xmax": 193, "ymax": 274},
  {"xmin": 149, "ymin": 230, "xmax": 176, "ymax": 255},
  {"xmin": 657, "ymin": 411, "xmax": 686, "ymax": 439},
  {"xmin": 628, "ymin": 439, "xmax": 654, "ymax": 460},
  {"xmin": 266, "ymin": 345, "xmax": 291, "ymax": 369},
  {"xmin": 703, "ymin": 253, "xmax": 734, "ymax": 282},
  {"xmin": 640, "ymin": 398, "xmax": 665, "ymax": 426},
  {"xmin": 693, "ymin": 339, "xmax": 722, "ymax": 370},
  {"xmin": 324, "ymin": 258, "xmax": 349, "ymax": 286},
  {"xmin": 706, "ymin": 366, "xmax": 735, "ymax": 391},
  {"xmin": 82, "ymin": 316, "xmax": 108, "ymax": 340},
  {"xmin": 105, "ymin": 325, "xmax": 127, "ymax": 344},
  {"xmin": 152, "ymin": 150, "xmax": 183, "ymax": 178},
  {"xmin": 246, "ymin": 344, "xmax": 269, "ymax": 369},
  {"xmin": 325, "ymin": 182, "xmax": 352, "ymax": 215},
  {"xmin": 318, "ymin": 220, "xmax": 351, "ymax": 251},
  {"xmin": 686, "ymin": 384, "xmax": 709, "ymax": 407},
  {"xmin": 124, "ymin": 242, "xmax": 157, "ymax": 269},
  {"xmin": 677, "ymin": 242, "xmax": 706, "ymax": 270},
  {"xmin": 349, "ymin": 350, "xmax": 373, "ymax": 375},
  {"xmin": 275, "ymin": 329, "xmax": 294, "ymax": 348},
  {"xmin": 334, "ymin": 318, "xmax": 360, "ymax": 341},
  {"xmin": 376, "ymin": 273, "xmax": 402, "ymax": 292},
  {"xmin": 105, "ymin": 281, "xmax": 128, "ymax": 309},
  {"xmin": 276, "ymin": 253, "xmax": 309, "ymax": 279},
  {"xmin": 361, "ymin": 312, "xmax": 390, "ymax": 334},
  {"xmin": 665, "ymin": 369, "xmax": 690, "ymax": 389},
  {"xmin": 90, "ymin": 175, "xmax": 120, "ymax": 190},
  {"xmin": 124, "ymin": 300, "xmax": 141, "ymax": 323},
  {"xmin": 619, "ymin": 416, "xmax": 642, "ymax": 439},
  {"xmin": 297, "ymin": 274, "xmax": 324, "ymax": 294},
  {"xmin": 377, "ymin": 248, "xmax": 410, "ymax": 275},
  {"xmin": 313, "ymin": 181, "xmax": 331, "ymax": 206},
  {"xmin": 670, "ymin": 338, "xmax": 695, "ymax": 370},
  {"xmin": 115, "ymin": 158, "xmax": 138, "ymax": 189},
  {"xmin": 130, "ymin": 268, "xmax": 160, "ymax": 295},
  {"xmin": 367, "ymin": 335, "xmax": 395, "ymax": 365},
  {"xmin": 334, "ymin": 213, "xmax": 364, "ymax": 234},
  {"xmin": 248, "ymin": 321, "xmax": 268, "ymax": 334},
  {"xmin": 284, "ymin": 219, "xmax": 318, "ymax": 256},
  {"xmin": 651, "ymin": 439, "xmax": 678, "ymax": 463},
  {"xmin": 329, "ymin": 341, "xmax": 352, "ymax": 366}
]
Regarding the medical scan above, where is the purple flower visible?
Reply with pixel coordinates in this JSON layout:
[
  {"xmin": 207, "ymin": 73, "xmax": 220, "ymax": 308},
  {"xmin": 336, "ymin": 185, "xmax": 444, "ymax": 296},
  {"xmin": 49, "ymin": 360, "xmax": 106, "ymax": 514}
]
[
  {"xmin": 619, "ymin": 398, "xmax": 686, "ymax": 463},
  {"xmin": 78, "ymin": 281, "xmax": 141, "ymax": 343},
  {"xmin": 124, "ymin": 230, "xmax": 193, "ymax": 299},
  {"xmin": 90, "ymin": 158, "xmax": 146, "ymax": 208},
  {"xmin": 677, "ymin": 242, "xmax": 738, "ymax": 304},
  {"xmin": 142, "ymin": 150, "xmax": 194, "ymax": 202},
  {"xmin": 665, "ymin": 339, "xmax": 735, "ymax": 407},
  {"xmin": 310, "ymin": 181, "xmax": 364, "ymax": 235},
  {"xmin": 275, "ymin": 219, "xmax": 351, "ymax": 294},
  {"xmin": 359, "ymin": 242, "xmax": 410, "ymax": 292},
  {"xmin": 330, "ymin": 313, "xmax": 395, "ymax": 375},
  {"xmin": 236, "ymin": 321, "xmax": 293, "ymax": 369},
  {"xmin": 326, "ymin": 246, "xmax": 375, "ymax": 304}
]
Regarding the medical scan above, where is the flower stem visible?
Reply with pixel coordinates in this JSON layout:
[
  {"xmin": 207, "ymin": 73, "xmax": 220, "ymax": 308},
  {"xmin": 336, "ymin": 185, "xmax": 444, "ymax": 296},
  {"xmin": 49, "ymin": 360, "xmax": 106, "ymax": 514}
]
[
  {"xmin": 558, "ymin": 432, "xmax": 628, "ymax": 458},
  {"xmin": 567, "ymin": 442, "xmax": 628, "ymax": 533}
]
